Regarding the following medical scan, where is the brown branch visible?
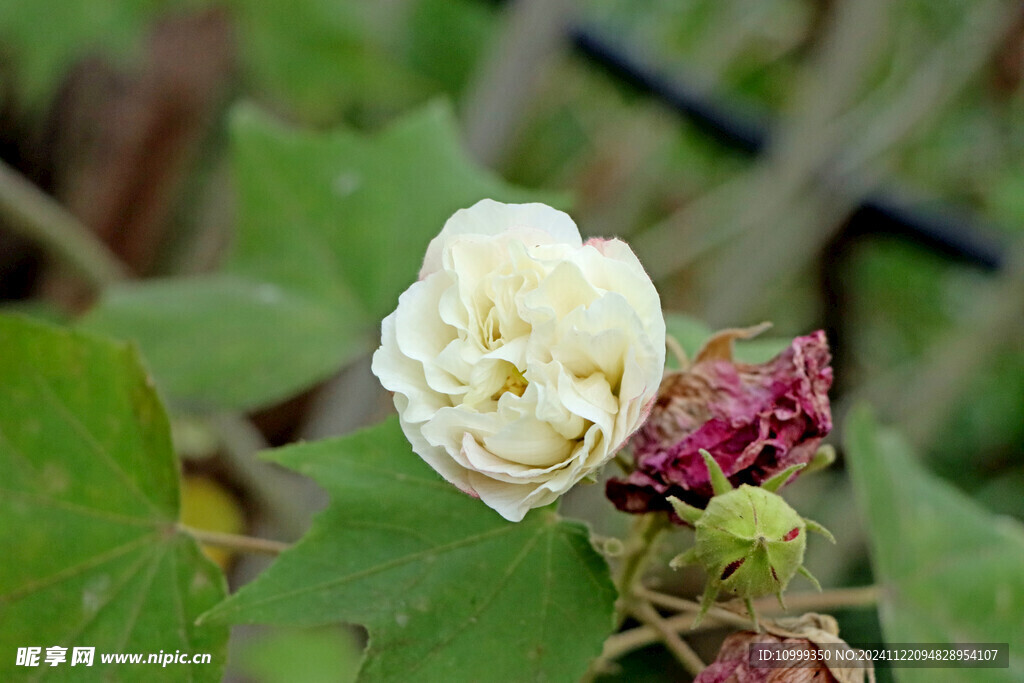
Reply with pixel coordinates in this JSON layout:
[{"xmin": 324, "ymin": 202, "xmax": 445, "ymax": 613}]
[
  {"xmin": 631, "ymin": 600, "xmax": 706, "ymax": 677},
  {"xmin": 181, "ymin": 525, "xmax": 290, "ymax": 556}
]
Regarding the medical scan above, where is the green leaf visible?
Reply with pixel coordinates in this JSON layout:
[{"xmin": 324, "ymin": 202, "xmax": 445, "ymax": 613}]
[
  {"xmin": 229, "ymin": 0, "xmax": 428, "ymax": 123},
  {"xmin": 232, "ymin": 626, "xmax": 362, "ymax": 683},
  {"xmin": 227, "ymin": 100, "xmax": 559, "ymax": 320},
  {"xmin": 200, "ymin": 417, "xmax": 616, "ymax": 682},
  {"xmin": 844, "ymin": 406, "xmax": 1024, "ymax": 682},
  {"xmin": 0, "ymin": 315, "xmax": 228, "ymax": 682},
  {"xmin": 0, "ymin": 0, "xmax": 160, "ymax": 107},
  {"xmin": 0, "ymin": 0, "xmax": 422, "ymax": 119},
  {"xmin": 404, "ymin": 0, "xmax": 497, "ymax": 95},
  {"xmin": 83, "ymin": 101, "xmax": 558, "ymax": 412},
  {"xmin": 82, "ymin": 275, "xmax": 368, "ymax": 411}
]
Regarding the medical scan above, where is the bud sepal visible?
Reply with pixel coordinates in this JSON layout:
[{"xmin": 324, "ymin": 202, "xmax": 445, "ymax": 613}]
[{"xmin": 669, "ymin": 451, "xmax": 834, "ymax": 629}]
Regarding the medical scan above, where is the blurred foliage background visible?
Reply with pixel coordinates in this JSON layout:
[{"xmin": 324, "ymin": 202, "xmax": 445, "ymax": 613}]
[{"xmin": 1, "ymin": 0, "xmax": 1022, "ymax": 681}]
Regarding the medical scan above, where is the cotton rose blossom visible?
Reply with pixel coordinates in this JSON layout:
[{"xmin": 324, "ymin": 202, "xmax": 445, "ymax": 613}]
[
  {"xmin": 371, "ymin": 199, "xmax": 666, "ymax": 522},
  {"xmin": 606, "ymin": 326, "xmax": 832, "ymax": 519}
]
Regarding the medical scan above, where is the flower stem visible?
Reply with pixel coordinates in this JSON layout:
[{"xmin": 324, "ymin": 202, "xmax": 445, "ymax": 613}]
[
  {"xmin": 614, "ymin": 514, "xmax": 668, "ymax": 614},
  {"xmin": 180, "ymin": 525, "xmax": 290, "ymax": 556},
  {"xmin": 582, "ymin": 514, "xmax": 671, "ymax": 682},
  {"xmin": 0, "ymin": 159, "xmax": 127, "ymax": 289}
]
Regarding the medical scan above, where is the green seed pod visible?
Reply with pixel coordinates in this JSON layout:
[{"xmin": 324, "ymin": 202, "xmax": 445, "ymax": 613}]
[{"xmin": 668, "ymin": 451, "xmax": 834, "ymax": 629}]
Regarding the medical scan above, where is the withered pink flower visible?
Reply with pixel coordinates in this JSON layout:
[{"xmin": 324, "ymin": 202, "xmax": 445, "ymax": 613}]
[
  {"xmin": 696, "ymin": 614, "xmax": 874, "ymax": 683},
  {"xmin": 606, "ymin": 326, "xmax": 832, "ymax": 520},
  {"xmin": 695, "ymin": 630, "xmax": 837, "ymax": 683}
]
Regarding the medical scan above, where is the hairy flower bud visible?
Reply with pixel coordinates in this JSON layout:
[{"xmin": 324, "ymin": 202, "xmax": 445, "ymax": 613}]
[
  {"xmin": 668, "ymin": 452, "xmax": 834, "ymax": 627},
  {"xmin": 606, "ymin": 326, "xmax": 832, "ymax": 519}
]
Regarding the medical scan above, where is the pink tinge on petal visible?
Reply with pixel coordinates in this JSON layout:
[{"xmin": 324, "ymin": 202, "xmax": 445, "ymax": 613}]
[
  {"xmin": 607, "ymin": 331, "xmax": 833, "ymax": 522},
  {"xmin": 693, "ymin": 631, "xmax": 764, "ymax": 683},
  {"xmin": 693, "ymin": 631, "xmax": 839, "ymax": 683}
]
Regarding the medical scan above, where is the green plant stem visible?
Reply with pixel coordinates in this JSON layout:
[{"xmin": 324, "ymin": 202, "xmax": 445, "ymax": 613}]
[
  {"xmin": 614, "ymin": 514, "xmax": 668, "ymax": 615},
  {"xmin": 582, "ymin": 514, "xmax": 670, "ymax": 682},
  {"xmin": 0, "ymin": 159, "xmax": 127, "ymax": 289},
  {"xmin": 180, "ymin": 525, "xmax": 290, "ymax": 556}
]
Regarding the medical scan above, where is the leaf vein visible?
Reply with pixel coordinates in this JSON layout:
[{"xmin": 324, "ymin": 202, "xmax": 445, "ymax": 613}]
[
  {"xmin": 213, "ymin": 522, "xmax": 523, "ymax": 617},
  {"xmin": 112, "ymin": 540, "xmax": 169, "ymax": 652},
  {"xmin": 0, "ymin": 487, "xmax": 159, "ymax": 528},
  {"xmin": 0, "ymin": 532, "xmax": 162, "ymax": 602},
  {"xmin": 31, "ymin": 374, "xmax": 164, "ymax": 518},
  {"xmin": 49, "ymin": 545, "xmax": 165, "ymax": 651},
  {"xmin": 404, "ymin": 525, "xmax": 547, "ymax": 678}
]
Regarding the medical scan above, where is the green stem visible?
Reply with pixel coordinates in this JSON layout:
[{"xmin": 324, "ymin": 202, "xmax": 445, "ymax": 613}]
[
  {"xmin": 582, "ymin": 514, "xmax": 670, "ymax": 682},
  {"xmin": 0, "ymin": 159, "xmax": 127, "ymax": 289},
  {"xmin": 615, "ymin": 513, "xmax": 668, "ymax": 603}
]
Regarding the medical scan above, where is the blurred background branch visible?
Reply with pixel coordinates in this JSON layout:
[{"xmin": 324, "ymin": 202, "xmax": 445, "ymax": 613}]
[
  {"xmin": 462, "ymin": 0, "xmax": 578, "ymax": 167},
  {"xmin": 0, "ymin": 158, "xmax": 127, "ymax": 289}
]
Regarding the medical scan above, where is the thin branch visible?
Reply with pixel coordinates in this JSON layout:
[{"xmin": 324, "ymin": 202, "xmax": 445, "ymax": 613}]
[
  {"xmin": 633, "ymin": 0, "xmax": 889, "ymax": 282},
  {"xmin": 581, "ymin": 515, "xmax": 671, "ymax": 681},
  {"xmin": 631, "ymin": 600, "xmax": 705, "ymax": 677},
  {"xmin": 638, "ymin": 585, "xmax": 880, "ymax": 618},
  {"xmin": 701, "ymin": 1, "xmax": 1018, "ymax": 325},
  {"xmin": 593, "ymin": 590, "xmax": 752, "ymax": 671},
  {"xmin": 180, "ymin": 525, "xmax": 290, "ymax": 556},
  {"xmin": 0, "ymin": 159, "xmax": 127, "ymax": 289},
  {"xmin": 598, "ymin": 585, "xmax": 881, "ymax": 665},
  {"xmin": 837, "ymin": 1, "xmax": 1021, "ymax": 173},
  {"xmin": 766, "ymin": 585, "xmax": 881, "ymax": 614},
  {"xmin": 634, "ymin": 587, "xmax": 753, "ymax": 627}
]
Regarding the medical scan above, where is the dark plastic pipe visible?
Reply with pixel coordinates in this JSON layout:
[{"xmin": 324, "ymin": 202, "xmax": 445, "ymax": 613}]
[{"xmin": 569, "ymin": 25, "xmax": 1006, "ymax": 271}]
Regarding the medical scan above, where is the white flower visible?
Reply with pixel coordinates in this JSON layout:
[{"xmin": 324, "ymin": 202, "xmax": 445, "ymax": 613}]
[{"xmin": 371, "ymin": 199, "xmax": 666, "ymax": 521}]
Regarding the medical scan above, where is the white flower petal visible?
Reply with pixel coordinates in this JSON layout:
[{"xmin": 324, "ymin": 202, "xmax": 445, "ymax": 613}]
[
  {"xmin": 421, "ymin": 199, "xmax": 581, "ymax": 277},
  {"xmin": 483, "ymin": 416, "xmax": 574, "ymax": 467},
  {"xmin": 373, "ymin": 200, "xmax": 665, "ymax": 521},
  {"xmin": 394, "ymin": 397, "xmax": 472, "ymax": 495},
  {"xmin": 372, "ymin": 314, "xmax": 449, "ymax": 424}
]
